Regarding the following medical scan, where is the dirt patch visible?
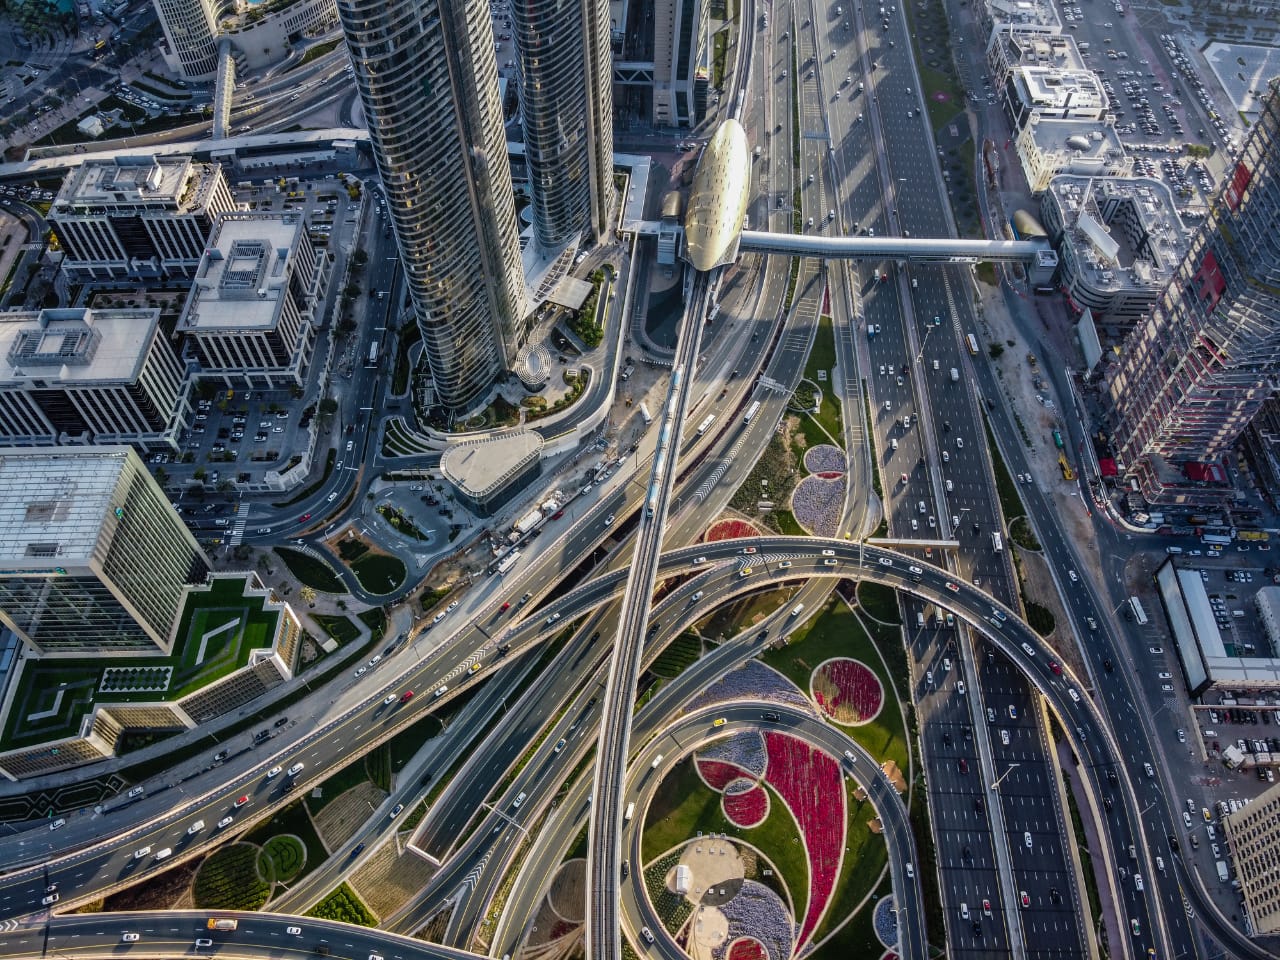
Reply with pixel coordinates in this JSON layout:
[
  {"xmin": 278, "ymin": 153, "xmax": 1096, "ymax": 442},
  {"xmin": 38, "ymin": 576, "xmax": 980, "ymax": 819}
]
[
  {"xmin": 103, "ymin": 858, "xmax": 201, "ymax": 912},
  {"xmin": 350, "ymin": 836, "xmax": 436, "ymax": 918},
  {"xmin": 1014, "ymin": 545, "xmax": 1087, "ymax": 679},
  {"xmin": 547, "ymin": 858, "xmax": 586, "ymax": 923},
  {"xmin": 524, "ymin": 896, "xmax": 583, "ymax": 951},
  {"xmin": 311, "ymin": 782, "xmax": 388, "ymax": 849}
]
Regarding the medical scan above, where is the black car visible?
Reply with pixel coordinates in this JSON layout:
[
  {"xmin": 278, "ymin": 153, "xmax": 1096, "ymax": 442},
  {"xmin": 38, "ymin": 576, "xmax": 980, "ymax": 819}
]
[
  {"xmin": 350, "ymin": 843, "xmax": 365, "ymax": 857},
  {"xmin": 213, "ymin": 749, "xmax": 229, "ymax": 763},
  {"xmin": 762, "ymin": 712, "xmax": 780, "ymax": 722},
  {"xmin": 274, "ymin": 716, "xmax": 290, "ymax": 728}
]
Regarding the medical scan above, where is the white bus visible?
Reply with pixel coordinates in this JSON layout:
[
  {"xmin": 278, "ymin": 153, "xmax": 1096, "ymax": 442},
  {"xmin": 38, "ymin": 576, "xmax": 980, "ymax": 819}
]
[
  {"xmin": 696, "ymin": 414, "xmax": 717, "ymax": 436},
  {"xmin": 1129, "ymin": 596, "xmax": 1148, "ymax": 625},
  {"xmin": 991, "ymin": 532, "xmax": 1003, "ymax": 553},
  {"xmin": 743, "ymin": 400, "xmax": 762, "ymax": 424},
  {"xmin": 624, "ymin": 802, "xmax": 636, "ymax": 821},
  {"xmin": 496, "ymin": 550, "xmax": 521, "ymax": 576}
]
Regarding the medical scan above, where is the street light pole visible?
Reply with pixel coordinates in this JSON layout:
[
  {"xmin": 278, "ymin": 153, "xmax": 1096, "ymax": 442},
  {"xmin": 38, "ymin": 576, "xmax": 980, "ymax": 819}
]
[{"xmin": 989, "ymin": 762, "xmax": 1020, "ymax": 792}]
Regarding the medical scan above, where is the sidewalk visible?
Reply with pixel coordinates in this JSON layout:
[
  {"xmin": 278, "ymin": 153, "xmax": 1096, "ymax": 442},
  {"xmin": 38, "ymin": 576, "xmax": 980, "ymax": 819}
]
[{"xmin": 1057, "ymin": 739, "xmax": 1122, "ymax": 955}]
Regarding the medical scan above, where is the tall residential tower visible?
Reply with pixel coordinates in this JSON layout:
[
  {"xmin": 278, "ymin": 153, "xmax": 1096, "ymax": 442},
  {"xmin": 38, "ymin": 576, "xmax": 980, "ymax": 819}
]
[
  {"xmin": 1109, "ymin": 80, "xmax": 1280, "ymax": 506},
  {"xmin": 337, "ymin": 0, "xmax": 528, "ymax": 411},
  {"xmin": 512, "ymin": 0, "xmax": 615, "ymax": 248}
]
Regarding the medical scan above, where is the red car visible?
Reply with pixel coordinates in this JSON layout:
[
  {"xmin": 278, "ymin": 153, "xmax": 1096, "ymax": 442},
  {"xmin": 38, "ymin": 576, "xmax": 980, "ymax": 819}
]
[
  {"xmin": 1050, "ymin": 661, "xmax": 1062, "ymax": 675},
  {"xmin": 1020, "ymin": 891, "xmax": 1030, "ymax": 908},
  {"xmin": 551, "ymin": 511, "xmax": 564, "ymax": 520},
  {"xmin": 958, "ymin": 758, "xmax": 968, "ymax": 774},
  {"xmin": 234, "ymin": 795, "xmax": 249, "ymax": 808},
  {"xmin": 299, "ymin": 513, "xmax": 311, "ymax": 522},
  {"xmin": 945, "ymin": 581, "xmax": 960, "ymax": 593},
  {"xmin": 399, "ymin": 690, "xmax": 414, "ymax": 703},
  {"xmin": 501, "ymin": 602, "xmax": 511, "ymax": 611}
]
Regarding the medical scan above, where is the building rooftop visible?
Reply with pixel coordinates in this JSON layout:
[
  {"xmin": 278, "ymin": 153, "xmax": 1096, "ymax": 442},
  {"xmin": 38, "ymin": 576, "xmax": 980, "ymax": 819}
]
[
  {"xmin": 441, "ymin": 430, "xmax": 543, "ymax": 500},
  {"xmin": 1026, "ymin": 117, "xmax": 1128, "ymax": 167},
  {"xmin": 989, "ymin": 26, "xmax": 1087, "ymax": 72},
  {"xmin": 178, "ymin": 213, "xmax": 305, "ymax": 333},
  {"xmin": 1014, "ymin": 67, "xmax": 1108, "ymax": 115},
  {"xmin": 1046, "ymin": 174, "xmax": 1190, "ymax": 293},
  {"xmin": 0, "ymin": 308, "xmax": 160, "ymax": 388},
  {"xmin": 684, "ymin": 118, "xmax": 751, "ymax": 272},
  {"xmin": 52, "ymin": 155, "xmax": 216, "ymax": 214},
  {"xmin": 0, "ymin": 447, "xmax": 132, "ymax": 569},
  {"xmin": 984, "ymin": 0, "xmax": 1061, "ymax": 31}
]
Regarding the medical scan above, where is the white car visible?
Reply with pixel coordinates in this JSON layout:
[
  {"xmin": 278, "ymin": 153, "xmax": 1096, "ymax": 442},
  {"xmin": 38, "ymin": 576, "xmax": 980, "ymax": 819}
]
[
  {"xmin": 122, "ymin": 933, "xmax": 140, "ymax": 942},
  {"xmin": 287, "ymin": 763, "xmax": 304, "ymax": 777},
  {"xmin": 267, "ymin": 765, "xmax": 283, "ymax": 779},
  {"xmin": 188, "ymin": 820, "xmax": 205, "ymax": 835},
  {"xmin": 1024, "ymin": 831, "xmax": 1033, "ymax": 848},
  {"xmin": 286, "ymin": 927, "xmax": 302, "ymax": 936},
  {"xmin": 217, "ymin": 816, "xmax": 235, "ymax": 829}
]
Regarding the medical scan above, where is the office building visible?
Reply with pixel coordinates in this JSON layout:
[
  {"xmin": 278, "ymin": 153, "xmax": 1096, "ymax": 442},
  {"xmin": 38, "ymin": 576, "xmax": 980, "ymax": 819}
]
[
  {"xmin": 50, "ymin": 156, "xmax": 236, "ymax": 281},
  {"xmin": 0, "ymin": 307, "xmax": 191, "ymax": 452},
  {"xmin": 1040, "ymin": 175, "xmax": 1188, "ymax": 327},
  {"xmin": 1002, "ymin": 66, "xmax": 1109, "ymax": 130},
  {"xmin": 986, "ymin": 25, "xmax": 1087, "ymax": 89},
  {"xmin": 1108, "ymin": 81, "xmax": 1280, "ymax": 506},
  {"xmin": 512, "ymin": 0, "xmax": 615, "ymax": 247},
  {"xmin": 0, "ymin": 447, "xmax": 210, "ymax": 656},
  {"xmin": 1015, "ymin": 118, "xmax": 1130, "ymax": 194},
  {"xmin": 177, "ymin": 213, "xmax": 327, "ymax": 389},
  {"xmin": 441, "ymin": 430, "xmax": 543, "ymax": 516},
  {"xmin": 152, "ymin": 0, "xmax": 339, "ymax": 79},
  {"xmin": 336, "ymin": 0, "xmax": 528, "ymax": 412},
  {"xmin": 1222, "ymin": 778, "xmax": 1280, "ymax": 934}
]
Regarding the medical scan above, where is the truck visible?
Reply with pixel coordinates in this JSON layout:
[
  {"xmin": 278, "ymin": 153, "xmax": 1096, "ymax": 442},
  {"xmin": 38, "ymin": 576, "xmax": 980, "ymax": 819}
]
[
  {"xmin": 620, "ymin": 364, "xmax": 635, "ymax": 381},
  {"xmin": 1216, "ymin": 861, "xmax": 1230, "ymax": 883},
  {"xmin": 513, "ymin": 508, "xmax": 545, "ymax": 536},
  {"xmin": 207, "ymin": 920, "xmax": 239, "ymax": 932},
  {"xmin": 949, "ymin": 367, "xmax": 959, "ymax": 383},
  {"xmin": 639, "ymin": 402, "xmax": 654, "ymax": 425}
]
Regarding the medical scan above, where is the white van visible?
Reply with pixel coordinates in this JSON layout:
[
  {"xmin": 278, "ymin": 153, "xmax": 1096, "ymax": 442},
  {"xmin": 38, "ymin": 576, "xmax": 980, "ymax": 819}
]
[
  {"xmin": 651, "ymin": 754, "xmax": 664, "ymax": 769},
  {"xmin": 791, "ymin": 603, "xmax": 805, "ymax": 617}
]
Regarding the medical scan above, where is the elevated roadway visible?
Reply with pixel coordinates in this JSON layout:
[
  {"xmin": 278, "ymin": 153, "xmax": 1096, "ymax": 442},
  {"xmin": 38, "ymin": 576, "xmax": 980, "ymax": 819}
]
[{"xmin": 1, "ymin": 537, "xmax": 1162, "ymax": 958}]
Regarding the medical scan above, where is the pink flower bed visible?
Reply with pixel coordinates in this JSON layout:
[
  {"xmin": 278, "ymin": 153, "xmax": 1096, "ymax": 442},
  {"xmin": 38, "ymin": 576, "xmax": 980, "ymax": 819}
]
[
  {"xmin": 810, "ymin": 658, "xmax": 885, "ymax": 726},
  {"xmin": 706, "ymin": 518, "xmax": 761, "ymax": 542},
  {"xmin": 727, "ymin": 937, "xmax": 767, "ymax": 960},
  {"xmin": 762, "ymin": 732, "xmax": 846, "ymax": 950},
  {"xmin": 722, "ymin": 783, "xmax": 770, "ymax": 828},
  {"xmin": 697, "ymin": 758, "xmax": 755, "ymax": 791}
]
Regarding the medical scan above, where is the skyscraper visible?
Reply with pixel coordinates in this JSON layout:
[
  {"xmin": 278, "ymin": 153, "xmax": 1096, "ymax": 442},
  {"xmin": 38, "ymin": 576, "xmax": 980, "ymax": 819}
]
[
  {"xmin": 512, "ymin": 0, "xmax": 615, "ymax": 248},
  {"xmin": 1108, "ymin": 79, "xmax": 1280, "ymax": 505},
  {"xmin": 337, "ymin": 0, "xmax": 528, "ymax": 411}
]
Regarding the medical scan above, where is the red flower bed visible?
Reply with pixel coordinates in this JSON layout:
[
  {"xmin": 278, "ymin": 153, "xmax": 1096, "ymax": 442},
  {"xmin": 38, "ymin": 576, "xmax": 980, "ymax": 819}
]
[
  {"xmin": 705, "ymin": 518, "xmax": 760, "ymax": 542},
  {"xmin": 816, "ymin": 471, "xmax": 844, "ymax": 480},
  {"xmin": 722, "ymin": 783, "xmax": 769, "ymax": 828},
  {"xmin": 697, "ymin": 758, "xmax": 754, "ymax": 791},
  {"xmin": 810, "ymin": 658, "xmax": 884, "ymax": 725},
  {"xmin": 727, "ymin": 937, "xmax": 767, "ymax": 960},
  {"xmin": 762, "ymin": 732, "xmax": 846, "ymax": 949}
]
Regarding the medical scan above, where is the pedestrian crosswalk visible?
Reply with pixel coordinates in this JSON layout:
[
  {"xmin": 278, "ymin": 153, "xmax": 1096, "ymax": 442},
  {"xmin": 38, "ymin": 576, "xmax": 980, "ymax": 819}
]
[{"xmin": 228, "ymin": 502, "xmax": 250, "ymax": 546}]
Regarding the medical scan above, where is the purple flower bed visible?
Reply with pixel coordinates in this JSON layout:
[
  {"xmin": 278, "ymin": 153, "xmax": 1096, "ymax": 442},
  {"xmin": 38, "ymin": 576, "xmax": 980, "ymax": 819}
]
[
  {"xmin": 699, "ymin": 731, "xmax": 767, "ymax": 778},
  {"xmin": 802, "ymin": 444, "xmax": 846, "ymax": 476},
  {"xmin": 725, "ymin": 776, "xmax": 757, "ymax": 796},
  {"xmin": 791, "ymin": 474, "xmax": 846, "ymax": 539},
  {"xmin": 687, "ymin": 660, "xmax": 814, "ymax": 715},
  {"xmin": 713, "ymin": 880, "xmax": 795, "ymax": 960},
  {"xmin": 873, "ymin": 896, "xmax": 899, "ymax": 948}
]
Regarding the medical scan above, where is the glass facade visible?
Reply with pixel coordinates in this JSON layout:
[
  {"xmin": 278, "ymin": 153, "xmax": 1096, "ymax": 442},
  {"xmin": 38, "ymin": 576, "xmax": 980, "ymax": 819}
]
[
  {"xmin": 511, "ymin": 0, "xmax": 614, "ymax": 247},
  {"xmin": 337, "ymin": 0, "xmax": 528, "ymax": 411},
  {"xmin": 1109, "ymin": 81, "xmax": 1280, "ymax": 502}
]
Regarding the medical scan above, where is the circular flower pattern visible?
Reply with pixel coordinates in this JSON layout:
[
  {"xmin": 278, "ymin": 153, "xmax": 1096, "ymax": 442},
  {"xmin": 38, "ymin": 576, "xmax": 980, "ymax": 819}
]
[
  {"xmin": 802, "ymin": 444, "xmax": 846, "ymax": 475},
  {"xmin": 727, "ymin": 936, "xmax": 767, "ymax": 960},
  {"xmin": 722, "ymin": 784, "xmax": 770, "ymax": 828},
  {"xmin": 810, "ymin": 658, "xmax": 884, "ymax": 726},
  {"xmin": 791, "ymin": 474, "xmax": 846, "ymax": 539}
]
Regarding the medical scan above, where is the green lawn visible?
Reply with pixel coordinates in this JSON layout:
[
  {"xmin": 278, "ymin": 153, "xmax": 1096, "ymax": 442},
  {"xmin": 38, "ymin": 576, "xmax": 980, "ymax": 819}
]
[
  {"xmin": 306, "ymin": 882, "xmax": 376, "ymax": 926},
  {"xmin": 641, "ymin": 757, "xmax": 810, "ymax": 920},
  {"xmin": 306, "ymin": 754, "xmax": 376, "ymax": 813},
  {"xmin": 258, "ymin": 834, "xmax": 307, "ymax": 884},
  {"xmin": 811, "ymin": 875, "xmax": 892, "ymax": 958},
  {"xmin": 244, "ymin": 800, "xmax": 326, "ymax": 880},
  {"xmin": 983, "ymin": 415, "xmax": 1023, "ymax": 525},
  {"xmin": 275, "ymin": 547, "xmax": 346, "ymax": 593},
  {"xmin": 193, "ymin": 843, "xmax": 271, "ymax": 910},
  {"xmin": 802, "ymin": 316, "xmax": 844, "ymax": 446},
  {"xmin": 356, "ymin": 607, "xmax": 387, "ymax": 640},
  {"xmin": 1, "ymin": 575, "xmax": 287, "ymax": 750},
  {"xmin": 856, "ymin": 581, "xmax": 902, "ymax": 624},
  {"xmin": 312, "ymin": 614, "xmax": 361, "ymax": 645},
  {"xmin": 650, "ymin": 633, "xmax": 701, "ymax": 678},
  {"xmin": 350, "ymin": 553, "xmax": 407, "ymax": 594},
  {"xmin": 387, "ymin": 714, "xmax": 445, "ymax": 772},
  {"xmin": 762, "ymin": 599, "xmax": 909, "ymax": 776},
  {"xmin": 774, "ymin": 510, "xmax": 806, "ymax": 536}
]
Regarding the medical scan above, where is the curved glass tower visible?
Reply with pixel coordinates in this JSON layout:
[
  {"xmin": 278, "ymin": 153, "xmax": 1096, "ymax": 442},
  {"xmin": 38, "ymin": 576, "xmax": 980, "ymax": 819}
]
[
  {"xmin": 337, "ymin": 0, "xmax": 528, "ymax": 411},
  {"xmin": 511, "ymin": 0, "xmax": 615, "ymax": 248}
]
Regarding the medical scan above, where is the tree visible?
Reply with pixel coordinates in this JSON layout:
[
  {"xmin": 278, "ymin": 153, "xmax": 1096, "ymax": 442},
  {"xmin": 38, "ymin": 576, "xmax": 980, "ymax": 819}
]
[
  {"xmin": 319, "ymin": 397, "xmax": 338, "ymax": 416},
  {"xmin": 299, "ymin": 586, "xmax": 317, "ymax": 607}
]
